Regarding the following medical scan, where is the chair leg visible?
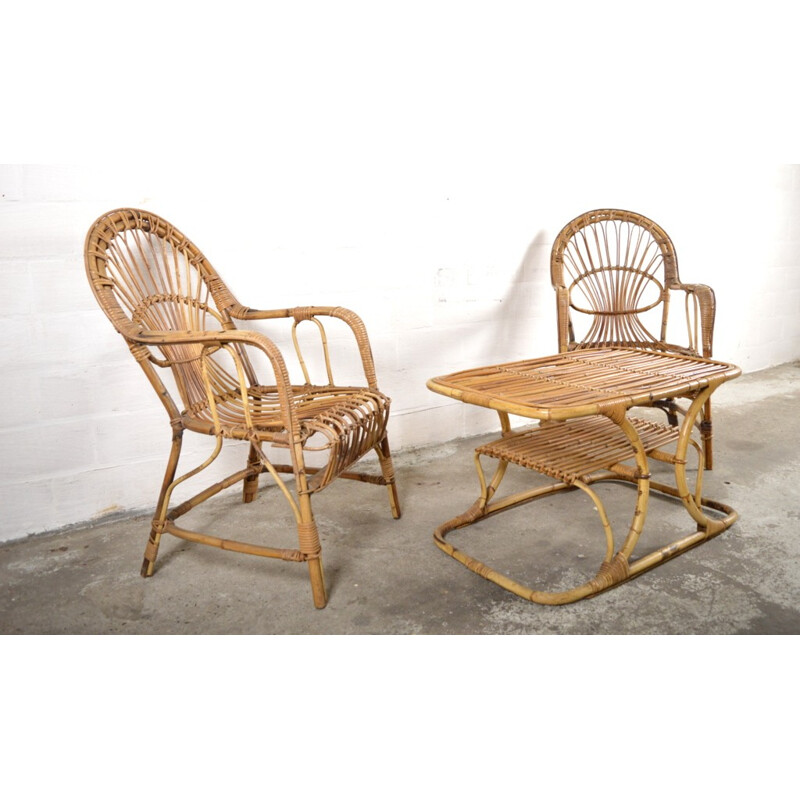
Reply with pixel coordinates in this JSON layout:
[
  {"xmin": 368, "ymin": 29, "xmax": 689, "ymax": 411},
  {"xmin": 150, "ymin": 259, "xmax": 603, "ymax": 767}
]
[
  {"xmin": 376, "ymin": 435, "xmax": 401, "ymax": 519},
  {"xmin": 242, "ymin": 441, "xmax": 261, "ymax": 503},
  {"xmin": 307, "ymin": 554, "xmax": 327, "ymax": 609},
  {"xmin": 701, "ymin": 397, "xmax": 713, "ymax": 470},
  {"xmin": 297, "ymin": 492, "xmax": 328, "ymax": 609},
  {"xmin": 141, "ymin": 427, "xmax": 184, "ymax": 578}
]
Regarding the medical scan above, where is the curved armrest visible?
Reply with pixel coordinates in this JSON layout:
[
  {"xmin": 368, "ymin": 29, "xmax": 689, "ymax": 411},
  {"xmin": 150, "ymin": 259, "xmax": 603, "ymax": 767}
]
[
  {"xmin": 231, "ymin": 304, "xmax": 380, "ymax": 389},
  {"xmin": 133, "ymin": 328, "xmax": 300, "ymax": 434},
  {"xmin": 670, "ymin": 282, "xmax": 716, "ymax": 356}
]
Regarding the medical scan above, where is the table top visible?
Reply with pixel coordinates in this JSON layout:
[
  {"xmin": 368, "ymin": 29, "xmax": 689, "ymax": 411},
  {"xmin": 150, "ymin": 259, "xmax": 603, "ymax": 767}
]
[{"xmin": 427, "ymin": 347, "xmax": 741, "ymax": 421}]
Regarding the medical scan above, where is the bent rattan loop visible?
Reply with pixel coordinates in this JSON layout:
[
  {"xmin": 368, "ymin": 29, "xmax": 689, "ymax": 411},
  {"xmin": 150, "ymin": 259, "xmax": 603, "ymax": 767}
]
[{"xmin": 85, "ymin": 208, "xmax": 401, "ymax": 609}]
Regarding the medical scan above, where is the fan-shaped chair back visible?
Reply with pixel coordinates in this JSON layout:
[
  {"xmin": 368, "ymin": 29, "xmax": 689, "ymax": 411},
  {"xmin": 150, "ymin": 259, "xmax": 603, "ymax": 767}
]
[
  {"xmin": 551, "ymin": 209, "xmax": 683, "ymax": 353},
  {"xmin": 551, "ymin": 208, "xmax": 717, "ymax": 468},
  {"xmin": 85, "ymin": 208, "xmax": 258, "ymax": 421},
  {"xmin": 85, "ymin": 208, "xmax": 400, "ymax": 609}
]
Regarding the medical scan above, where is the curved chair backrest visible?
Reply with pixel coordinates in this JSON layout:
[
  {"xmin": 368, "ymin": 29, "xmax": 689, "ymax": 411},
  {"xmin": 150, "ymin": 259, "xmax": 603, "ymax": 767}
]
[
  {"xmin": 550, "ymin": 209, "xmax": 681, "ymax": 352},
  {"xmin": 85, "ymin": 208, "xmax": 250, "ymax": 415}
]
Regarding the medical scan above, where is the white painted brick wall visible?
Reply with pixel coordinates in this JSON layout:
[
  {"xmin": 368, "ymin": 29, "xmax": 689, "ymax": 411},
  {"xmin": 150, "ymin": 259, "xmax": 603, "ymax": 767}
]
[
  {"xmin": 2, "ymin": 163, "xmax": 800, "ymax": 543},
  {"xmin": 4, "ymin": 0, "xmax": 800, "ymax": 547}
]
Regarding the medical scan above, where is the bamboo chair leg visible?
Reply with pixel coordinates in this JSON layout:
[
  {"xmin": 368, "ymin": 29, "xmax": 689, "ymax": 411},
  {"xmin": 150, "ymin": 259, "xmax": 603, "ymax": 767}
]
[
  {"xmin": 376, "ymin": 436, "xmax": 401, "ymax": 519},
  {"xmin": 141, "ymin": 427, "xmax": 184, "ymax": 578},
  {"xmin": 300, "ymin": 506, "xmax": 327, "ymax": 610},
  {"xmin": 242, "ymin": 441, "xmax": 261, "ymax": 503},
  {"xmin": 296, "ymin": 481, "xmax": 327, "ymax": 609},
  {"xmin": 306, "ymin": 554, "xmax": 327, "ymax": 609}
]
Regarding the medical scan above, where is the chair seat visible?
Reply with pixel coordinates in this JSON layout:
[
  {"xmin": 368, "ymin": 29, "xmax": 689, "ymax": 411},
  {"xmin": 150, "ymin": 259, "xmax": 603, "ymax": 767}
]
[
  {"xmin": 182, "ymin": 384, "xmax": 389, "ymax": 437},
  {"xmin": 182, "ymin": 385, "xmax": 392, "ymax": 490}
]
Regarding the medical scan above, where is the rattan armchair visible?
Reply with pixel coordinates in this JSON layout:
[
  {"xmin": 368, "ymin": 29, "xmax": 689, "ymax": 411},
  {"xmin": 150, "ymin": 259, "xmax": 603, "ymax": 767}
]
[
  {"xmin": 551, "ymin": 209, "xmax": 717, "ymax": 467},
  {"xmin": 85, "ymin": 208, "xmax": 400, "ymax": 609}
]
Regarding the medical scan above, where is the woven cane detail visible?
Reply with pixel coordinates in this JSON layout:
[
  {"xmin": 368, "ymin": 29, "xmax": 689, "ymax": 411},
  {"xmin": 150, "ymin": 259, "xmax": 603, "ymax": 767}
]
[
  {"xmin": 293, "ymin": 307, "xmax": 315, "ymax": 322},
  {"xmin": 297, "ymin": 521, "xmax": 321, "ymax": 556},
  {"xmin": 592, "ymin": 554, "xmax": 630, "ymax": 591}
]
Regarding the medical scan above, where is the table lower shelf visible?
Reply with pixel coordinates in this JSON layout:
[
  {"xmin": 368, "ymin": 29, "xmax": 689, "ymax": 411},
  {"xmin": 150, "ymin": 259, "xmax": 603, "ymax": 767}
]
[{"xmin": 477, "ymin": 415, "xmax": 681, "ymax": 484}]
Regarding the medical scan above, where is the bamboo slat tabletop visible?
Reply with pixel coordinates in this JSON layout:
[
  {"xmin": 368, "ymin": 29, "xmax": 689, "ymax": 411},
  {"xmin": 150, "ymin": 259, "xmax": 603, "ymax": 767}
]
[{"xmin": 427, "ymin": 348, "xmax": 740, "ymax": 422}]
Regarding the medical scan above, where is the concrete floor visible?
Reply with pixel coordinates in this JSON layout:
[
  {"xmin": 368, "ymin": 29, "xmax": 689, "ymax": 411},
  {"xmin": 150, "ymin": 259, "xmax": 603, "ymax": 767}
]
[{"xmin": 2, "ymin": 361, "xmax": 799, "ymax": 635}]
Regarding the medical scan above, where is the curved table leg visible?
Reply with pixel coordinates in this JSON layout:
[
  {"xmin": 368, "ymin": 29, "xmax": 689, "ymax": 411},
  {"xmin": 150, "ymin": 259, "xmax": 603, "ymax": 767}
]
[
  {"xmin": 434, "ymin": 406, "xmax": 652, "ymax": 605},
  {"xmin": 433, "ymin": 393, "xmax": 737, "ymax": 605},
  {"xmin": 622, "ymin": 385, "xmax": 737, "ymax": 581}
]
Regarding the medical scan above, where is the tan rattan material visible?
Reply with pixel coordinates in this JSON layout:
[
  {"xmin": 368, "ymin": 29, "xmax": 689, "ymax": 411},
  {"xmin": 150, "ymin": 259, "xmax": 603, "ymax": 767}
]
[
  {"xmin": 551, "ymin": 209, "xmax": 717, "ymax": 467},
  {"xmin": 477, "ymin": 416, "xmax": 679, "ymax": 484},
  {"xmin": 85, "ymin": 208, "xmax": 401, "ymax": 609},
  {"xmin": 427, "ymin": 348, "xmax": 741, "ymax": 605}
]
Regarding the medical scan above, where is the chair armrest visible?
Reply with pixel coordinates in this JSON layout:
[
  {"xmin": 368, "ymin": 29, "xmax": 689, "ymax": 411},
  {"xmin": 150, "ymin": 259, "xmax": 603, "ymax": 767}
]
[
  {"xmin": 669, "ymin": 282, "xmax": 716, "ymax": 357},
  {"xmin": 135, "ymin": 327, "xmax": 290, "ymax": 369},
  {"xmin": 231, "ymin": 305, "xmax": 380, "ymax": 389},
  {"xmin": 133, "ymin": 328, "xmax": 300, "ymax": 434},
  {"xmin": 229, "ymin": 305, "xmax": 295, "ymax": 321}
]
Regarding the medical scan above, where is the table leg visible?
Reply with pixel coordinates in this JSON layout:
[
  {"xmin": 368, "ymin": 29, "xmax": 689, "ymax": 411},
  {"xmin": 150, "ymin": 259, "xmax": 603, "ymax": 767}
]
[
  {"xmin": 623, "ymin": 385, "xmax": 738, "ymax": 580},
  {"xmin": 434, "ymin": 406, "xmax": 652, "ymax": 604},
  {"xmin": 433, "ymin": 391, "xmax": 737, "ymax": 604}
]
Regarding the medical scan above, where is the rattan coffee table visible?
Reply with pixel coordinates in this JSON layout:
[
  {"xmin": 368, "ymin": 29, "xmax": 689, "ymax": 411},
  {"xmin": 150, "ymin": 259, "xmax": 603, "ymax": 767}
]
[{"xmin": 426, "ymin": 347, "xmax": 741, "ymax": 604}]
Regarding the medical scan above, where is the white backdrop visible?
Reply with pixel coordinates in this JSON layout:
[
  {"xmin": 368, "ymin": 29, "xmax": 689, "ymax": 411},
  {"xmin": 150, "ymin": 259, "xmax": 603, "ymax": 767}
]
[{"xmin": 3, "ymin": 2, "xmax": 799, "ymax": 541}]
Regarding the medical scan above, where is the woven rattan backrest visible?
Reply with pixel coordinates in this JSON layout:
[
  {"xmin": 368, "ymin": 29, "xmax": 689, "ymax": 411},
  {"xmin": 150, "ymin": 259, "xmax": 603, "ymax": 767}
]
[
  {"xmin": 551, "ymin": 209, "xmax": 680, "ymax": 351},
  {"xmin": 85, "ymin": 208, "xmax": 249, "ymax": 412}
]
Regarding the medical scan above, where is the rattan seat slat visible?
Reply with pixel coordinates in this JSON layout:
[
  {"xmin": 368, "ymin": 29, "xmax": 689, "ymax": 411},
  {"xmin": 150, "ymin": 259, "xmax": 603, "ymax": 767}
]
[{"xmin": 182, "ymin": 384, "xmax": 391, "ymax": 440}]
